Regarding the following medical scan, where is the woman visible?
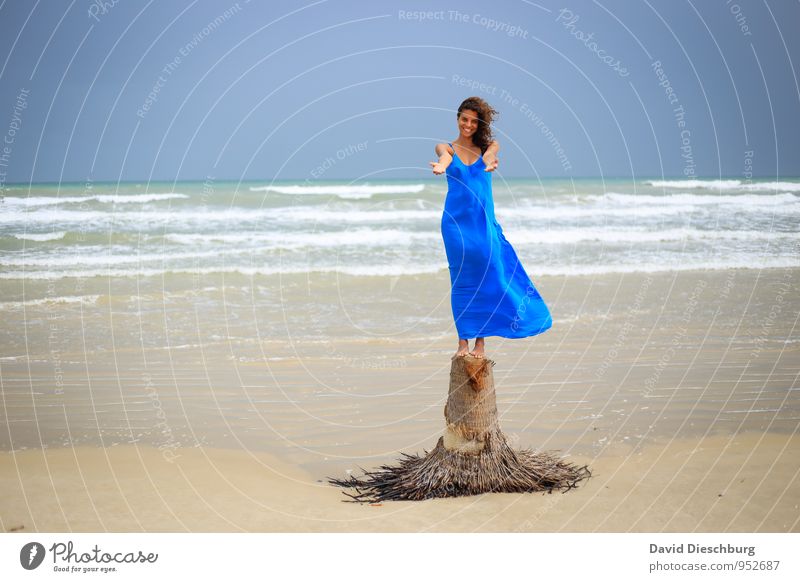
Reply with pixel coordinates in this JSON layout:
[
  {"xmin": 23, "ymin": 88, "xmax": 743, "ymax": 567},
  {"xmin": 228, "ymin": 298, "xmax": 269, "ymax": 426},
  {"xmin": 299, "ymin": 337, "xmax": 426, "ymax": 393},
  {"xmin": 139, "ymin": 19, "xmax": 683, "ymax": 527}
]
[{"xmin": 430, "ymin": 96, "xmax": 553, "ymax": 359}]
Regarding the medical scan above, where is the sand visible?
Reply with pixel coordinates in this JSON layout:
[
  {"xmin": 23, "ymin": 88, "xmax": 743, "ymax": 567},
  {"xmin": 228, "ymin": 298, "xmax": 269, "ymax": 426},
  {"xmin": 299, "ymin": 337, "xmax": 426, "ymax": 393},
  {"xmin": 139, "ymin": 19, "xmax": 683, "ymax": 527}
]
[
  {"xmin": 1, "ymin": 268, "xmax": 798, "ymax": 532},
  {"xmin": 1, "ymin": 431, "xmax": 797, "ymax": 532}
]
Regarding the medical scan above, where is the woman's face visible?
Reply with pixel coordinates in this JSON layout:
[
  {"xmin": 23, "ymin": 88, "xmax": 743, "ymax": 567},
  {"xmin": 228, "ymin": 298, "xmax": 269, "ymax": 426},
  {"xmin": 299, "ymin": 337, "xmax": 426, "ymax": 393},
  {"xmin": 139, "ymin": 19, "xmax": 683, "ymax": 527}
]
[{"xmin": 457, "ymin": 109, "xmax": 479, "ymax": 139}]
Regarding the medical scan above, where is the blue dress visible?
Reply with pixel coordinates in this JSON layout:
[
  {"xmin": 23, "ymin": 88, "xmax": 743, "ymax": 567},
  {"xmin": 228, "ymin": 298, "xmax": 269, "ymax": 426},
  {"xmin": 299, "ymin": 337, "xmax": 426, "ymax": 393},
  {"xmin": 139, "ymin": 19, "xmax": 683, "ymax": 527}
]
[{"xmin": 441, "ymin": 142, "xmax": 553, "ymax": 340}]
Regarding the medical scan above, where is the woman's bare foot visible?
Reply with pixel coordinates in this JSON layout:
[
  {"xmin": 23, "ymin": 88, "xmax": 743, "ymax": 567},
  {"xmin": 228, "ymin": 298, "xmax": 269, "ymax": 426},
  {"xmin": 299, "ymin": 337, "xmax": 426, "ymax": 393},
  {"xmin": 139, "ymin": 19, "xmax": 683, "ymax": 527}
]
[
  {"xmin": 455, "ymin": 339, "xmax": 469, "ymax": 357},
  {"xmin": 469, "ymin": 337, "xmax": 485, "ymax": 358}
]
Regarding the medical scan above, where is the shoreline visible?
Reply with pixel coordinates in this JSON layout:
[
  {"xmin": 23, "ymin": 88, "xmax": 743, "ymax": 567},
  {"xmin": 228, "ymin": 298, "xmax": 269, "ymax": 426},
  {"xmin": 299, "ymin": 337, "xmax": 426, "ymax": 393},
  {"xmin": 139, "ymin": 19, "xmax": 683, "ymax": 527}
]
[{"xmin": 1, "ymin": 267, "xmax": 798, "ymax": 532}]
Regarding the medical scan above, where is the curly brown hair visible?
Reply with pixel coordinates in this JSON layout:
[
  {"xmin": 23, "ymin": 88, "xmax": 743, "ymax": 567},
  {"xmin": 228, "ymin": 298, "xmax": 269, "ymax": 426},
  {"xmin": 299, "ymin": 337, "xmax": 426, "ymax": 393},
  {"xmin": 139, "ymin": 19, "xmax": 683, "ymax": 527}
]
[{"xmin": 456, "ymin": 96, "xmax": 498, "ymax": 153}]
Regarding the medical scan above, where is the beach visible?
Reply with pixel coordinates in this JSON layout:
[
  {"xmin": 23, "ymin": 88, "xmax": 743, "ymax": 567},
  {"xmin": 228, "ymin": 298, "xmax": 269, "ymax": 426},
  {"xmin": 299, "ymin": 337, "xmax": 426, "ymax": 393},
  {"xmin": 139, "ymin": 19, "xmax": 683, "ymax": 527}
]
[
  {"xmin": 2, "ymin": 0, "xmax": 800, "ymax": 546},
  {"xmin": 2, "ymin": 267, "xmax": 798, "ymax": 532}
]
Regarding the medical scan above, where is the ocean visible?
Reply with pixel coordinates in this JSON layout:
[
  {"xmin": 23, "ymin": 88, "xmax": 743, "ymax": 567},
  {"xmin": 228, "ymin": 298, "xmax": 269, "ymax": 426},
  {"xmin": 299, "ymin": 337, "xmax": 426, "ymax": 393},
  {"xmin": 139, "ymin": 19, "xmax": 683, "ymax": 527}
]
[
  {"xmin": 1, "ymin": 178, "xmax": 798, "ymax": 454},
  {"xmin": 2, "ymin": 176, "xmax": 799, "ymax": 341},
  {"xmin": 2, "ymin": 177, "xmax": 798, "ymax": 285}
]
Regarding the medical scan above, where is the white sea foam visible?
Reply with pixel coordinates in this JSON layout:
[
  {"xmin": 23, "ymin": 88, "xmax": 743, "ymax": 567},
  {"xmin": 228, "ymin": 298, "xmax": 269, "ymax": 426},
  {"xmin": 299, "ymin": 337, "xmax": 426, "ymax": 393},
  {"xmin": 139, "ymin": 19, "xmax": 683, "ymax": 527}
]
[
  {"xmin": 333, "ymin": 263, "xmax": 443, "ymax": 276},
  {"xmin": 160, "ymin": 227, "xmax": 800, "ymax": 248},
  {"xmin": 506, "ymin": 227, "xmax": 800, "ymax": 245},
  {"xmin": 7, "ymin": 196, "xmax": 799, "ymax": 229},
  {"xmin": 279, "ymin": 203, "xmax": 701, "ymax": 224},
  {"xmin": 0, "ymin": 193, "xmax": 189, "ymax": 207},
  {"xmin": 164, "ymin": 229, "xmax": 439, "ymax": 248},
  {"xmin": 0, "ymin": 208, "xmax": 268, "ymax": 227},
  {"xmin": 519, "ymin": 257, "xmax": 800, "ymax": 276},
  {"xmin": 15, "ymin": 206, "xmax": 439, "ymax": 227},
  {"xmin": 0, "ymin": 294, "xmax": 101, "ymax": 309},
  {"xmin": 3, "ymin": 228, "xmax": 792, "ymax": 272},
  {"xmin": 3, "ymin": 257, "xmax": 798, "ymax": 281},
  {"xmin": 10, "ymin": 231, "xmax": 68, "ymax": 241},
  {"xmin": 249, "ymin": 183, "xmax": 426, "ymax": 199},
  {"xmin": 0, "ymin": 231, "xmax": 439, "ymax": 268},
  {"xmin": 0, "ymin": 247, "xmax": 244, "ymax": 267},
  {"xmin": 646, "ymin": 179, "xmax": 800, "ymax": 192},
  {"xmin": 1, "ymin": 206, "xmax": 435, "ymax": 227},
  {"xmin": 2, "ymin": 263, "xmax": 443, "ymax": 280},
  {"xmin": 274, "ymin": 207, "xmax": 438, "ymax": 223},
  {"xmin": 589, "ymin": 192, "xmax": 799, "ymax": 206},
  {"xmin": 498, "ymin": 204, "xmax": 703, "ymax": 220},
  {"xmin": 0, "ymin": 264, "xmax": 391, "ymax": 280}
]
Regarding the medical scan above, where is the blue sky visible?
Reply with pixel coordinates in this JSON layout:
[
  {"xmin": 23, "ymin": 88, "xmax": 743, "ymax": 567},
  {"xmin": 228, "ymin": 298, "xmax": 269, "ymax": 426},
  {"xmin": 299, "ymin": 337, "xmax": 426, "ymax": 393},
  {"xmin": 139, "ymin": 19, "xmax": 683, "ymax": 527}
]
[{"xmin": 0, "ymin": 0, "xmax": 798, "ymax": 182}]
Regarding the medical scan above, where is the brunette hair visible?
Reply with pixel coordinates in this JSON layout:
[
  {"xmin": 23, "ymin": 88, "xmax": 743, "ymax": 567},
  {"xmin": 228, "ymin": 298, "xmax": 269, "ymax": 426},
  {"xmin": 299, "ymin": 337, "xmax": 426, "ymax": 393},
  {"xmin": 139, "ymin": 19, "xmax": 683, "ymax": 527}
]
[{"xmin": 456, "ymin": 96, "xmax": 498, "ymax": 153}]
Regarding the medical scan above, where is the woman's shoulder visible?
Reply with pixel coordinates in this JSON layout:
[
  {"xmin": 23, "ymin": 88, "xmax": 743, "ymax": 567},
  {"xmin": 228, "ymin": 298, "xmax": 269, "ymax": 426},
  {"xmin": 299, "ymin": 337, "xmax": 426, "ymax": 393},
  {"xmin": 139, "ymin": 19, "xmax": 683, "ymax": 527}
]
[{"xmin": 435, "ymin": 142, "xmax": 454, "ymax": 155}]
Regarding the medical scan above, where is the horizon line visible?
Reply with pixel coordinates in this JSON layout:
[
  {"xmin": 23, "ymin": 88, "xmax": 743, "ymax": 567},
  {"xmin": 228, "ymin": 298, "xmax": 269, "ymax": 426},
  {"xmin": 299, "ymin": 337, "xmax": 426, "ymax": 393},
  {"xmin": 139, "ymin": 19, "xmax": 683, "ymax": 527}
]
[{"xmin": 3, "ymin": 175, "xmax": 800, "ymax": 186}]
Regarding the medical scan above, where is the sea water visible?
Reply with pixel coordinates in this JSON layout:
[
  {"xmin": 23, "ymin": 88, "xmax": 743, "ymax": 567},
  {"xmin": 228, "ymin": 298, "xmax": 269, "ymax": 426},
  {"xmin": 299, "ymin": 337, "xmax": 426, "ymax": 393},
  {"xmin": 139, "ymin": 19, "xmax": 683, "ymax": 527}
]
[
  {"xmin": 1, "ymin": 177, "xmax": 798, "ymax": 450},
  {"xmin": 2, "ymin": 177, "xmax": 798, "ymax": 286}
]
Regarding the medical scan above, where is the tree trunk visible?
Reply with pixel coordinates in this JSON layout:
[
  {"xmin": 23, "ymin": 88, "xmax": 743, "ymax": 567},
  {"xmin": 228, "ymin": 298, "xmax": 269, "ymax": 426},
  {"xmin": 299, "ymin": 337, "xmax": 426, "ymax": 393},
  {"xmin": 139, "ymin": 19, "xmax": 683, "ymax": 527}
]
[
  {"xmin": 328, "ymin": 355, "xmax": 591, "ymax": 503},
  {"xmin": 443, "ymin": 355, "xmax": 500, "ymax": 452}
]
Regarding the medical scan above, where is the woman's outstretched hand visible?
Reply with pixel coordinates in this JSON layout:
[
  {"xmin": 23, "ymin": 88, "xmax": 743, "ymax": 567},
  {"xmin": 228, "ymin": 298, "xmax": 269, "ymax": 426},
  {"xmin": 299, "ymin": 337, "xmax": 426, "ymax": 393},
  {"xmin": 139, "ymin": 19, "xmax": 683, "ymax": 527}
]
[
  {"xmin": 430, "ymin": 161, "xmax": 447, "ymax": 175},
  {"xmin": 483, "ymin": 152, "xmax": 499, "ymax": 172}
]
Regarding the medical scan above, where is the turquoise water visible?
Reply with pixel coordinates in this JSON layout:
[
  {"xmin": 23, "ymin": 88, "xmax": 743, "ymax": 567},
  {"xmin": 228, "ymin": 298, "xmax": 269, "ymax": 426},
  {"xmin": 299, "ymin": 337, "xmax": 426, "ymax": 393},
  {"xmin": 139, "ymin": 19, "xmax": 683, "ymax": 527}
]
[{"xmin": 1, "ymin": 177, "xmax": 798, "ymax": 291}]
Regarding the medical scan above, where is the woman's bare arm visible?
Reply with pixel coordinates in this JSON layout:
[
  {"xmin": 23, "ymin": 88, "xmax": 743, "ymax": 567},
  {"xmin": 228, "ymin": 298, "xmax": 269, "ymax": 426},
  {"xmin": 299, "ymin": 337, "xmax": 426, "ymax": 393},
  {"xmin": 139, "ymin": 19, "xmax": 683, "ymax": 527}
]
[
  {"xmin": 483, "ymin": 140, "xmax": 499, "ymax": 172},
  {"xmin": 430, "ymin": 143, "xmax": 453, "ymax": 175}
]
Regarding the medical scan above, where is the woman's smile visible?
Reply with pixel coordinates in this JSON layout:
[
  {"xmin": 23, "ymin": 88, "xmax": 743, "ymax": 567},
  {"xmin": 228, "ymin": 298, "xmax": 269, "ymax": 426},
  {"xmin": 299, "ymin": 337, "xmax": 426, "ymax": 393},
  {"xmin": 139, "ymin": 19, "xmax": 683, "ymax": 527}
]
[{"xmin": 459, "ymin": 110, "xmax": 479, "ymax": 136}]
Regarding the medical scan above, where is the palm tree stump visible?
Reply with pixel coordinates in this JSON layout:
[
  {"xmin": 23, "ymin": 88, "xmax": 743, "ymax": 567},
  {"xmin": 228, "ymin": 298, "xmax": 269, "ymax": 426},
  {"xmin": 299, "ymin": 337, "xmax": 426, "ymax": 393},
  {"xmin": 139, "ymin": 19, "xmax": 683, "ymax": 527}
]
[{"xmin": 328, "ymin": 354, "xmax": 591, "ymax": 502}]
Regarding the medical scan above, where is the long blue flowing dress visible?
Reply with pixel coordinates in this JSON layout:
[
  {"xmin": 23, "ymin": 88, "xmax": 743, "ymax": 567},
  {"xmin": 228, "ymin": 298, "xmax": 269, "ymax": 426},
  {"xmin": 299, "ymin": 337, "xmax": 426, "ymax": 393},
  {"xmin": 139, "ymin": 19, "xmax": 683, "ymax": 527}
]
[{"xmin": 441, "ymin": 142, "xmax": 553, "ymax": 340}]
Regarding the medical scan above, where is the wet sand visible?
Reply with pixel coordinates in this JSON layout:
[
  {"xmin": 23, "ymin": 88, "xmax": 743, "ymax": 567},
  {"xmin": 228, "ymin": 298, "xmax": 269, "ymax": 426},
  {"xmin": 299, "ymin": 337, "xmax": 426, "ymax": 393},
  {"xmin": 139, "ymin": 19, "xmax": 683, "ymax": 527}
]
[{"xmin": 1, "ymin": 268, "xmax": 798, "ymax": 531}]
